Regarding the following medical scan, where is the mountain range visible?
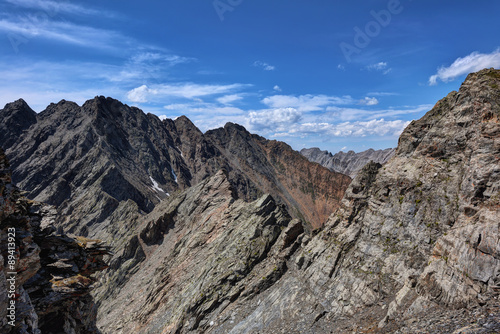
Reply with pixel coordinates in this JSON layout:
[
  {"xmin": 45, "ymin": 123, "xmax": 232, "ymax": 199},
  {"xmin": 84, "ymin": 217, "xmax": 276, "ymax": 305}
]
[
  {"xmin": 300, "ymin": 147, "xmax": 396, "ymax": 177},
  {"xmin": 1, "ymin": 68, "xmax": 499, "ymax": 333}
]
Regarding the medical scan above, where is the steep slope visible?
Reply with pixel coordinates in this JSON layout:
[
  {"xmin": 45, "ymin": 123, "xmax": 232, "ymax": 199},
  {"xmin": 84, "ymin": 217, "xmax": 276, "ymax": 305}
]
[
  {"xmin": 1, "ymin": 97, "xmax": 349, "ymax": 245},
  {"xmin": 93, "ymin": 170, "xmax": 304, "ymax": 333},
  {"xmin": 301, "ymin": 147, "xmax": 395, "ymax": 177},
  {"xmin": 0, "ymin": 148, "xmax": 109, "ymax": 333}
]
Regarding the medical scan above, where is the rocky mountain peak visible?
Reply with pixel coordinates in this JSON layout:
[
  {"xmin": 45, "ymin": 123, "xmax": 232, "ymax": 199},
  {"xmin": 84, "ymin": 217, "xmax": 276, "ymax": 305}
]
[{"xmin": 0, "ymin": 98, "xmax": 37, "ymax": 148}]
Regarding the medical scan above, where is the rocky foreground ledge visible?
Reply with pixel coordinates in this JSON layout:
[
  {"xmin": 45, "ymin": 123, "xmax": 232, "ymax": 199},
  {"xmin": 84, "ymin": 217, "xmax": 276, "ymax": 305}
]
[{"xmin": 0, "ymin": 148, "xmax": 110, "ymax": 333}]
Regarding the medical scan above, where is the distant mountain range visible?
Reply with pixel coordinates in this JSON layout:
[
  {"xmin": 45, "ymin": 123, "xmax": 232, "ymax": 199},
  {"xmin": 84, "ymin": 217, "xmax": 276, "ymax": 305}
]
[
  {"xmin": 1, "ymin": 68, "xmax": 499, "ymax": 333},
  {"xmin": 301, "ymin": 147, "xmax": 395, "ymax": 177}
]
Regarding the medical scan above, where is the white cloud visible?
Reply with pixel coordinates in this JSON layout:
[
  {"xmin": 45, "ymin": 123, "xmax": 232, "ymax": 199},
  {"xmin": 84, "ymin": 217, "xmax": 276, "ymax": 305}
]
[
  {"xmin": 253, "ymin": 61, "xmax": 275, "ymax": 71},
  {"xmin": 130, "ymin": 52, "xmax": 195, "ymax": 66},
  {"xmin": 429, "ymin": 49, "xmax": 500, "ymax": 85},
  {"xmin": 0, "ymin": 60, "xmax": 126, "ymax": 110},
  {"xmin": 367, "ymin": 92, "xmax": 398, "ymax": 96},
  {"xmin": 127, "ymin": 85, "xmax": 154, "ymax": 103},
  {"xmin": 262, "ymin": 94, "xmax": 354, "ymax": 112},
  {"xmin": 365, "ymin": 62, "xmax": 392, "ymax": 75},
  {"xmin": 246, "ymin": 108, "xmax": 302, "ymax": 131},
  {"xmin": 126, "ymin": 83, "xmax": 250, "ymax": 103},
  {"xmin": 337, "ymin": 64, "xmax": 346, "ymax": 71},
  {"xmin": 359, "ymin": 97, "xmax": 379, "ymax": 106},
  {"xmin": 366, "ymin": 62, "xmax": 388, "ymax": 71},
  {"xmin": 217, "ymin": 94, "xmax": 244, "ymax": 105},
  {"xmin": 273, "ymin": 85, "xmax": 282, "ymax": 91}
]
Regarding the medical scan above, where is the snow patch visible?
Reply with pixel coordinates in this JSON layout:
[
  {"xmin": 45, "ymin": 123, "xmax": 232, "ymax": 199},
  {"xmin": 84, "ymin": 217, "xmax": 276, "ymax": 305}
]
[
  {"xmin": 176, "ymin": 146, "xmax": 184, "ymax": 159},
  {"xmin": 171, "ymin": 168, "xmax": 178, "ymax": 183},
  {"xmin": 150, "ymin": 176, "xmax": 170, "ymax": 197}
]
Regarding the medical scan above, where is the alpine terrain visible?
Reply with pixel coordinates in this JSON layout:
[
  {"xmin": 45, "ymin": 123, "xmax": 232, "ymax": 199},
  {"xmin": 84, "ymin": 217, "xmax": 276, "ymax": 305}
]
[{"xmin": 1, "ymin": 68, "xmax": 499, "ymax": 333}]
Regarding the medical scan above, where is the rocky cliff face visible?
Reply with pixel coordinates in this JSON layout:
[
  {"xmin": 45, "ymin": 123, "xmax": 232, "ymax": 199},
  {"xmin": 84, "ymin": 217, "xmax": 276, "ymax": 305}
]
[
  {"xmin": 0, "ymin": 148, "xmax": 109, "ymax": 333},
  {"xmin": 301, "ymin": 147, "xmax": 395, "ymax": 177}
]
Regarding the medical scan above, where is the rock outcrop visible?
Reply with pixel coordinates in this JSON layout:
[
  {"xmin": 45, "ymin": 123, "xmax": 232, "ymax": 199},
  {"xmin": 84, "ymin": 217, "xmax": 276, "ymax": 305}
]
[
  {"xmin": 0, "ymin": 148, "xmax": 110, "ymax": 333},
  {"xmin": 301, "ymin": 147, "xmax": 395, "ymax": 177}
]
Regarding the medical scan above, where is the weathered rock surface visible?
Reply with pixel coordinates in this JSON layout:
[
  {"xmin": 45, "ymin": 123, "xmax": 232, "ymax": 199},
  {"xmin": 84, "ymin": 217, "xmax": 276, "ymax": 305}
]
[
  {"xmin": 0, "ymin": 148, "xmax": 110, "ymax": 333},
  {"xmin": 94, "ymin": 170, "xmax": 303, "ymax": 333},
  {"xmin": 301, "ymin": 147, "xmax": 395, "ymax": 177}
]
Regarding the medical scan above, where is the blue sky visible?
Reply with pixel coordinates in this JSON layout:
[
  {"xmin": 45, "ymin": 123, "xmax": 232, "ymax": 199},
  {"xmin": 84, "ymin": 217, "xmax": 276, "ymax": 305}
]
[{"xmin": 1, "ymin": 0, "xmax": 499, "ymax": 153}]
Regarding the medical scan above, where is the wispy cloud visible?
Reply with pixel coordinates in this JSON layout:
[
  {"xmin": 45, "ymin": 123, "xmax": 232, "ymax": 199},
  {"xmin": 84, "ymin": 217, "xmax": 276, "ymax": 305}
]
[
  {"xmin": 4, "ymin": 0, "xmax": 116, "ymax": 17},
  {"xmin": 108, "ymin": 51, "xmax": 196, "ymax": 83},
  {"xmin": 0, "ymin": 15, "xmax": 128, "ymax": 51},
  {"xmin": 429, "ymin": 49, "xmax": 500, "ymax": 85},
  {"xmin": 0, "ymin": 55, "xmax": 198, "ymax": 110},
  {"xmin": 126, "ymin": 83, "xmax": 251, "ymax": 103},
  {"xmin": 325, "ymin": 105, "xmax": 431, "ymax": 121},
  {"xmin": 367, "ymin": 92, "xmax": 399, "ymax": 97},
  {"xmin": 253, "ymin": 61, "xmax": 275, "ymax": 71},
  {"xmin": 217, "ymin": 94, "xmax": 244, "ymax": 105}
]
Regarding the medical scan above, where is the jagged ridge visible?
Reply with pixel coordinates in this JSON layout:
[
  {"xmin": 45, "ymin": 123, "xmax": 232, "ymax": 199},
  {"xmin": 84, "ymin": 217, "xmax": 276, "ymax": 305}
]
[{"xmin": 301, "ymin": 147, "xmax": 396, "ymax": 177}]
